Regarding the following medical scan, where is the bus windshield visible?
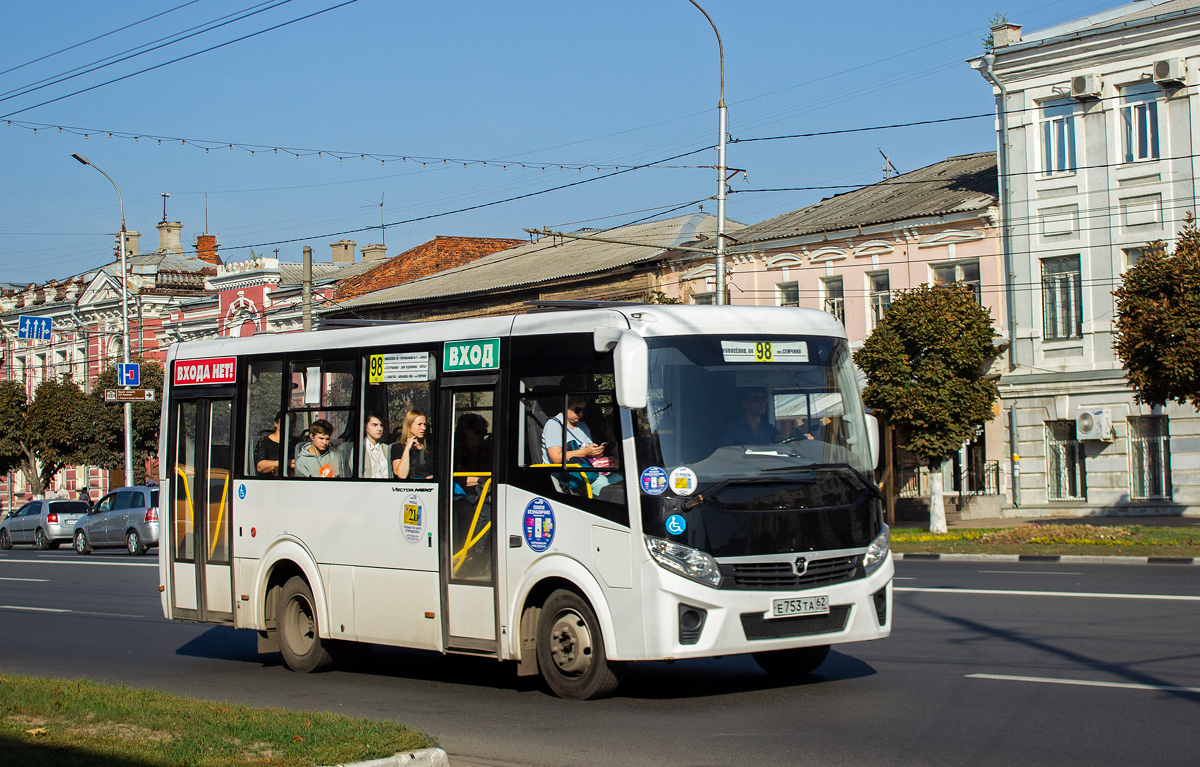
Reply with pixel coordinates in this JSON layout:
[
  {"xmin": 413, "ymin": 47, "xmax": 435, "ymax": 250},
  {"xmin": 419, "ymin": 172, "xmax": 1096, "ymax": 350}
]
[{"xmin": 634, "ymin": 334, "xmax": 881, "ymax": 557}]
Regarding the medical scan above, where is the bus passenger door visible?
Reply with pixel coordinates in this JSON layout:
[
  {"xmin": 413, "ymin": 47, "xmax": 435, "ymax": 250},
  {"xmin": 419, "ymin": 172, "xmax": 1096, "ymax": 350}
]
[
  {"xmin": 440, "ymin": 383, "xmax": 499, "ymax": 653},
  {"xmin": 169, "ymin": 395, "xmax": 235, "ymax": 624}
]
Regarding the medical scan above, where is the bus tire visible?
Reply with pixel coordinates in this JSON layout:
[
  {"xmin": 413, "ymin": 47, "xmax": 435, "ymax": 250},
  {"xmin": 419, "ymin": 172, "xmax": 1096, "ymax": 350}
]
[
  {"xmin": 277, "ymin": 576, "xmax": 334, "ymax": 673},
  {"xmin": 536, "ymin": 589, "xmax": 623, "ymax": 700},
  {"xmin": 752, "ymin": 644, "xmax": 830, "ymax": 677}
]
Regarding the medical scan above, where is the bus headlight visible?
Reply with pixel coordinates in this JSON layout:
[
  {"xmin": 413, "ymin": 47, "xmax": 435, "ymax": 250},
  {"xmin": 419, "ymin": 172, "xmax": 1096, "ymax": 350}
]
[
  {"xmin": 644, "ymin": 535, "xmax": 722, "ymax": 587},
  {"xmin": 863, "ymin": 524, "xmax": 890, "ymax": 576}
]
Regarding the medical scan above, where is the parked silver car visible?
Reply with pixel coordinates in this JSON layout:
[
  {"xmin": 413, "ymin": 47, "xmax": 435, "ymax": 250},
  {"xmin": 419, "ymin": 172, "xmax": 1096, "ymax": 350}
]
[
  {"xmin": 73, "ymin": 486, "xmax": 160, "ymax": 556},
  {"xmin": 0, "ymin": 499, "xmax": 91, "ymax": 550}
]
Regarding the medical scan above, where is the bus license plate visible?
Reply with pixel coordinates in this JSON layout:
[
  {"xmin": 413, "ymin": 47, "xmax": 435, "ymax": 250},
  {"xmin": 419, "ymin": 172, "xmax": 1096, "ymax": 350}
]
[{"xmin": 769, "ymin": 595, "xmax": 829, "ymax": 618}]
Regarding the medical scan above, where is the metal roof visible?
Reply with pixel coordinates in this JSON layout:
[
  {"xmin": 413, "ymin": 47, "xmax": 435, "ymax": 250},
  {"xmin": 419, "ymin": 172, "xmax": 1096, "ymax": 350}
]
[
  {"xmin": 1022, "ymin": 0, "xmax": 1200, "ymax": 43},
  {"xmin": 337, "ymin": 213, "xmax": 738, "ymax": 310},
  {"xmin": 731, "ymin": 152, "xmax": 998, "ymax": 247},
  {"xmin": 277, "ymin": 260, "xmax": 371, "ymax": 286}
]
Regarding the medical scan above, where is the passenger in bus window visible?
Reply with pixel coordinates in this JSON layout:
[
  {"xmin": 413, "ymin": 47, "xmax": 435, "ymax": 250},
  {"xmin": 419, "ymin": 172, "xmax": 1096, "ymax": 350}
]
[
  {"xmin": 453, "ymin": 413, "xmax": 490, "ymax": 494},
  {"xmin": 719, "ymin": 387, "xmax": 783, "ymax": 446},
  {"xmin": 542, "ymin": 396, "xmax": 616, "ymax": 496},
  {"xmin": 296, "ymin": 419, "xmax": 343, "ymax": 478},
  {"xmin": 254, "ymin": 412, "xmax": 284, "ymax": 477},
  {"xmin": 391, "ymin": 409, "xmax": 432, "ymax": 480},
  {"xmin": 361, "ymin": 413, "xmax": 390, "ymax": 478}
]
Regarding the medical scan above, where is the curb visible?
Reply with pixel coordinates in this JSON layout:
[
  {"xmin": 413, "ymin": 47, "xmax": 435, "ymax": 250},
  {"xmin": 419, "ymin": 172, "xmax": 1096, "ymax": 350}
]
[
  {"xmin": 335, "ymin": 749, "xmax": 450, "ymax": 767},
  {"xmin": 895, "ymin": 552, "xmax": 1197, "ymax": 564}
]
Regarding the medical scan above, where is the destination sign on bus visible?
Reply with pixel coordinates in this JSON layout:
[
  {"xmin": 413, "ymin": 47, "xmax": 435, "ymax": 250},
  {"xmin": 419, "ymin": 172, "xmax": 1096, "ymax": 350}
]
[
  {"xmin": 174, "ymin": 356, "xmax": 237, "ymax": 386},
  {"xmin": 443, "ymin": 338, "xmax": 500, "ymax": 372},
  {"xmin": 721, "ymin": 340, "xmax": 808, "ymax": 363},
  {"xmin": 369, "ymin": 352, "xmax": 430, "ymax": 383}
]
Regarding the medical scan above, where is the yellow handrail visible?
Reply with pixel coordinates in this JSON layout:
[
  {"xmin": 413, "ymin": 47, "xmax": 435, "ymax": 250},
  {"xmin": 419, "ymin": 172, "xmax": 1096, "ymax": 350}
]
[
  {"xmin": 529, "ymin": 463, "xmax": 595, "ymax": 499},
  {"xmin": 209, "ymin": 469, "xmax": 230, "ymax": 558},
  {"xmin": 451, "ymin": 473, "xmax": 492, "ymax": 576}
]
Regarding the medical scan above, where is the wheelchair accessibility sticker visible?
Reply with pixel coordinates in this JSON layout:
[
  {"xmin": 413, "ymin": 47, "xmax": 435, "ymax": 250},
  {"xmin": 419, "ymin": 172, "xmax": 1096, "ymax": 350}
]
[
  {"xmin": 524, "ymin": 497, "xmax": 555, "ymax": 553},
  {"xmin": 237, "ymin": 484, "xmax": 247, "ymax": 500},
  {"xmin": 666, "ymin": 514, "xmax": 686, "ymax": 535},
  {"xmin": 401, "ymin": 494, "xmax": 424, "ymax": 544}
]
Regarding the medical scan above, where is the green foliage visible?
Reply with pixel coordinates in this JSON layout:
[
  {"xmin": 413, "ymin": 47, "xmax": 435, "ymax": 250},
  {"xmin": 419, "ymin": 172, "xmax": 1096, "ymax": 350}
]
[
  {"xmin": 79, "ymin": 359, "xmax": 165, "ymax": 483},
  {"xmin": 0, "ymin": 380, "xmax": 31, "ymax": 483},
  {"xmin": 853, "ymin": 283, "xmax": 1000, "ymax": 463},
  {"xmin": 982, "ymin": 11, "xmax": 1009, "ymax": 52},
  {"xmin": 646, "ymin": 289, "xmax": 682, "ymax": 304},
  {"xmin": 26, "ymin": 376, "xmax": 92, "ymax": 489},
  {"xmin": 1113, "ymin": 218, "xmax": 1200, "ymax": 410}
]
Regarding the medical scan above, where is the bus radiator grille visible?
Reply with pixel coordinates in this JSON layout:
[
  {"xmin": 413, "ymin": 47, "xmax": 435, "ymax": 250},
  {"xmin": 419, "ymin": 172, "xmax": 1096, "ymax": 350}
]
[
  {"xmin": 740, "ymin": 605, "xmax": 851, "ymax": 640},
  {"xmin": 723, "ymin": 556, "xmax": 862, "ymax": 590}
]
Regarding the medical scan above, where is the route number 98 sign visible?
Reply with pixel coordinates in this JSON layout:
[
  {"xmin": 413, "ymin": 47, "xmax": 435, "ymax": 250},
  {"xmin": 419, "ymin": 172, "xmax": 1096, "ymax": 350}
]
[{"xmin": 721, "ymin": 340, "xmax": 809, "ymax": 363}]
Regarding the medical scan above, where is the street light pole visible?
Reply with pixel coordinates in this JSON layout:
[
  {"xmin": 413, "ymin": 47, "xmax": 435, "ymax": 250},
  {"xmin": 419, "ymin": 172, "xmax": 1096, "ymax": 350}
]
[
  {"xmin": 688, "ymin": 0, "xmax": 728, "ymax": 304},
  {"xmin": 72, "ymin": 153, "xmax": 134, "ymax": 488}
]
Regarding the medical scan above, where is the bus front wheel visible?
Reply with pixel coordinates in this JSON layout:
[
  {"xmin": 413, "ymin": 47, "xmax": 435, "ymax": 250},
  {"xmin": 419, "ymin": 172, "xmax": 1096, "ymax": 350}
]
[
  {"xmin": 277, "ymin": 576, "xmax": 334, "ymax": 673},
  {"xmin": 536, "ymin": 589, "xmax": 623, "ymax": 700},
  {"xmin": 752, "ymin": 644, "xmax": 830, "ymax": 677}
]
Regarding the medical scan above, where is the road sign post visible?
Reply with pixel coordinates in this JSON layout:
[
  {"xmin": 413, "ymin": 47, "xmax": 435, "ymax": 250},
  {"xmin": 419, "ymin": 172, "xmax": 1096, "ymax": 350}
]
[
  {"xmin": 118, "ymin": 363, "xmax": 141, "ymax": 387},
  {"xmin": 17, "ymin": 316, "xmax": 53, "ymax": 341},
  {"xmin": 104, "ymin": 389, "xmax": 156, "ymax": 403}
]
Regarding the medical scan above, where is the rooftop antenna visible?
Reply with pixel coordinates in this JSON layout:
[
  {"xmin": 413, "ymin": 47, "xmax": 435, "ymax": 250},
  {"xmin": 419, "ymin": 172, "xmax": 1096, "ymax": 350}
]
[
  {"xmin": 161, "ymin": 192, "xmax": 171, "ymax": 222},
  {"xmin": 879, "ymin": 149, "xmax": 898, "ymax": 180},
  {"xmin": 361, "ymin": 193, "xmax": 386, "ymax": 246}
]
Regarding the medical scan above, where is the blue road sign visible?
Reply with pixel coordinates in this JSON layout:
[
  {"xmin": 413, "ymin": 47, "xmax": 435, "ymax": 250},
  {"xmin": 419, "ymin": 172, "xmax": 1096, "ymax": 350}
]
[
  {"xmin": 17, "ymin": 315, "xmax": 52, "ymax": 341},
  {"xmin": 119, "ymin": 363, "xmax": 141, "ymax": 387}
]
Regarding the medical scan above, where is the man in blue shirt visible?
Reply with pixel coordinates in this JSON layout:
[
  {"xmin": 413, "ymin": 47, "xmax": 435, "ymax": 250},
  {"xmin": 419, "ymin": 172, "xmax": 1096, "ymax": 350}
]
[{"xmin": 719, "ymin": 387, "xmax": 782, "ymax": 446}]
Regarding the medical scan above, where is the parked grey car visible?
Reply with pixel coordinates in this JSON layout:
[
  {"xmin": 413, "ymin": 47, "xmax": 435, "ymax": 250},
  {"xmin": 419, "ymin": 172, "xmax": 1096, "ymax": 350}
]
[
  {"xmin": 73, "ymin": 486, "xmax": 160, "ymax": 556},
  {"xmin": 0, "ymin": 499, "xmax": 91, "ymax": 550}
]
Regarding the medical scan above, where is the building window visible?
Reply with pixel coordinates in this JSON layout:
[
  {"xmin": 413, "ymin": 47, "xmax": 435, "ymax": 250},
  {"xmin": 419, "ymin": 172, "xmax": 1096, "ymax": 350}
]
[
  {"xmin": 869, "ymin": 272, "xmax": 890, "ymax": 329},
  {"xmin": 1121, "ymin": 83, "xmax": 1161, "ymax": 163},
  {"xmin": 1123, "ymin": 246, "xmax": 1146, "ymax": 269},
  {"xmin": 1041, "ymin": 255, "xmax": 1083, "ymax": 340},
  {"xmin": 777, "ymin": 281, "xmax": 799, "ymax": 307},
  {"xmin": 691, "ymin": 291, "xmax": 715, "ymax": 305},
  {"xmin": 822, "ymin": 276, "xmax": 845, "ymax": 324},
  {"xmin": 932, "ymin": 260, "xmax": 982, "ymax": 304},
  {"xmin": 1041, "ymin": 99, "xmax": 1077, "ymax": 175},
  {"xmin": 1129, "ymin": 416, "xmax": 1171, "ymax": 501},
  {"xmin": 1046, "ymin": 420, "xmax": 1086, "ymax": 501}
]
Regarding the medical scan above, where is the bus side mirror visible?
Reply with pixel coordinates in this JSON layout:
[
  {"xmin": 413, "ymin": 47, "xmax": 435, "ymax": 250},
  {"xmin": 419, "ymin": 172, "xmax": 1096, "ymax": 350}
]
[
  {"xmin": 864, "ymin": 414, "xmax": 880, "ymax": 469},
  {"xmin": 594, "ymin": 328, "xmax": 648, "ymax": 410}
]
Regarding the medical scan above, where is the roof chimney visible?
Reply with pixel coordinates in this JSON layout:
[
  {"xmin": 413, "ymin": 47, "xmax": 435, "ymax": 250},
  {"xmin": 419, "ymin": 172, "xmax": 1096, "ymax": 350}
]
[
  {"xmin": 361, "ymin": 243, "xmax": 388, "ymax": 262},
  {"xmin": 331, "ymin": 239, "xmax": 357, "ymax": 264},
  {"xmin": 195, "ymin": 233, "xmax": 222, "ymax": 265},
  {"xmin": 991, "ymin": 22, "xmax": 1021, "ymax": 48},
  {"xmin": 157, "ymin": 221, "xmax": 184, "ymax": 254},
  {"xmin": 116, "ymin": 230, "xmax": 140, "ymax": 256}
]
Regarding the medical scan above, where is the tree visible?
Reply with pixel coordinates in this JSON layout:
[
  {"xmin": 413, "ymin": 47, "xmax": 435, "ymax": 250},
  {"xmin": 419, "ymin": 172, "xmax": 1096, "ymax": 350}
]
[
  {"xmin": 1113, "ymin": 218, "xmax": 1200, "ymax": 411},
  {"xmin": 0, "ymin": 377, "xmax": 91, "ymax": 496},
  {"xmin": 79, "ymin": 360, "xmax": 165, "ymax": 484},
  {"xmin": 854, "ymin": 283, "xmax": 1000, "ymax": 533}
]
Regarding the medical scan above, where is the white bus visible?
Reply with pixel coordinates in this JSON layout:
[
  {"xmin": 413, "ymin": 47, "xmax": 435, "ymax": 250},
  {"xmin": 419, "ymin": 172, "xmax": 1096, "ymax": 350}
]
[{"xmin": 159, "ymin": 305, "xmax": 892, "ymax": 699}]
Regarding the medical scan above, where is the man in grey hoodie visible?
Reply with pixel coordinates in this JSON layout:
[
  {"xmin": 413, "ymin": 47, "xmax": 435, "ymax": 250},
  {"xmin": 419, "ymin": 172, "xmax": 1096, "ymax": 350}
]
[{"xmin": 295, "ymin": 419, "xmax": 346, "ymax": 478}]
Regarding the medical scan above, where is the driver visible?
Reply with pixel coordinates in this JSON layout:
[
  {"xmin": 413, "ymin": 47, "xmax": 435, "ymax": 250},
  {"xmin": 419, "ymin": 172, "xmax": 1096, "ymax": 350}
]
[{"xmin": 719, "ymin": 387, "xmax": 783, "ymax": 446}]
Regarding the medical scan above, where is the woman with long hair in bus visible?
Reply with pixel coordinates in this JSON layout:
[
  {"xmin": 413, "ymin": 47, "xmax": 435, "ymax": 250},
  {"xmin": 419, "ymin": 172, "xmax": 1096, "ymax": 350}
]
[{"xmin": 391, "ymin": 409, "xmax": 432, "ymax": 480}]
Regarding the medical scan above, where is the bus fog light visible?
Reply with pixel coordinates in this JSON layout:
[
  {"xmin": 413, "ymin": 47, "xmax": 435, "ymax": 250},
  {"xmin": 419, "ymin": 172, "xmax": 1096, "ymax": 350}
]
[
  {"xmin": 644, "ymin": 535, "xmax": 722, "ymax": 587},
  {"xmin": 863, "ymin": 524, "xmax": 890, "ymax": 575}
]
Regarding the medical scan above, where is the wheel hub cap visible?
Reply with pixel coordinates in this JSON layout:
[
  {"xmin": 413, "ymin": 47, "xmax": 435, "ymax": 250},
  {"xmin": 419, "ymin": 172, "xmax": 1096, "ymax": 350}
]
[{"xmin": 549, "ymin": 609, "xmax": 593, "ymax": 675}]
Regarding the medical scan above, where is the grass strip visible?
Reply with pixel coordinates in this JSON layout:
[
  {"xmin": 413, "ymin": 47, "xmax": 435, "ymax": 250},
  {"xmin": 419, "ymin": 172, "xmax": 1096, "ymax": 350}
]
[
  {"xmin": 0, "ymin": 672, "xmax": 435, "ymax": 767},
  {"xmin": 891, "ymin": 524, "xmax": 1200, "ymax": 558}
]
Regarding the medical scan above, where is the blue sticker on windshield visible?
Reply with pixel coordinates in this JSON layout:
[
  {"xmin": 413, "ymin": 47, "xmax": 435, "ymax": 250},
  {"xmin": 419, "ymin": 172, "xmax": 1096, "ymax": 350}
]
[
  {"xmin": 524, "ymin": 497, "xmax": 555, "ymax": 553},
  {"xmin": 237, "ymin": 484, "xmax": 246, "ymax": 500},
  {"xmin": 666, "ymin": 514, "xmax": 686, "ymax": 535},
  {"xmin": 640, "ymin": 466, "xmax": 668, "ymax": 495}
]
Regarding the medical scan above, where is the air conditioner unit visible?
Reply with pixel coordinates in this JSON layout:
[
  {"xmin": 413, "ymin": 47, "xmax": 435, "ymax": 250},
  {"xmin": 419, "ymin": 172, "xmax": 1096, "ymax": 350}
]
[
  {"xmin": 1076, "ymin": 408, "xmax": 1114, "ymax": 441},
  {"xmin": 1070, "ymin": 73, "xmax": 1103, "ymax": 100},
  {"xmin": 1154, "ymin": 58, "xmax": 1187, "ymax": 85}
]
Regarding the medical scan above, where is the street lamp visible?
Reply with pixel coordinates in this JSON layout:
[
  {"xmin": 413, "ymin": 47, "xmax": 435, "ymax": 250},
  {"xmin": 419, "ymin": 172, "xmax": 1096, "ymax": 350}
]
[
  {"xmin": 72, "ymin": 153, "xmax": 134, "ymax": 488},
  {"xmin": 687, "ymin": 0, "xmax": 729, "ymax": 304}
]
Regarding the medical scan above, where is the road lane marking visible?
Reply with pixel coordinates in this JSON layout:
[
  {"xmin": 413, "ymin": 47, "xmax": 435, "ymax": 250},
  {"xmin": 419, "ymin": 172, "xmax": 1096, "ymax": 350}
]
[
  {"xmin": 968, "ymin": 673, "xmax": 1200, "ymax": 694},
  {"xmin": 0, "ymin": 577, "xmax": 49, "ymax": 582},
  {"xmin": 896, "ymin": 587, "xmax": 1200, "ymax": 601},
  {"xmin": 977, "ymin": 570, "xmax": 1081, "ymax": 575},
  {"xmin": 0, "ymin": 558, "xmax": 157, "ymax": 568},
  {"xmin": 0, "ymin": 604, "xmax": 143, "ymax": 618}
]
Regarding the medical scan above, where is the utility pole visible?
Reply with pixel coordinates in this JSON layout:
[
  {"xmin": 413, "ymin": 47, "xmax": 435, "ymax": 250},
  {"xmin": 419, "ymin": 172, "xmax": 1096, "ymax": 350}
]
[
  {"xmin": 688, "ymin": 0, "xmax": 729, "ymax": 304},
  {"xmin": 302, "ymin": 246, "xmax": 313, "ymax": 332}
]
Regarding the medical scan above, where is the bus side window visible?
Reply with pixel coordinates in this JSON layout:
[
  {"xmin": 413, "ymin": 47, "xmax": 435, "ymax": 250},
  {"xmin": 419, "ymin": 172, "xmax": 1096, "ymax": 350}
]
[
  {"xmin": 245, "ymin": 360, "xmax": 283, "ymax": 478},
  {"xmin": 287, "ymin": 358, "xmax": 359, "ymax": 479},
  {"xmin": 360, "ymin": 356, "xmax": 435, "ymax": 481}
]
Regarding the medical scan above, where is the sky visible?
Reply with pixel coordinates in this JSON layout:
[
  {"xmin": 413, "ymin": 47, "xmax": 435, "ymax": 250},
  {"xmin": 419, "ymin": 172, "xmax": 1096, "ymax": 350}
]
[{"xmin": 0, "ymin": 0, "xmax": 1129, "ymax": 285}]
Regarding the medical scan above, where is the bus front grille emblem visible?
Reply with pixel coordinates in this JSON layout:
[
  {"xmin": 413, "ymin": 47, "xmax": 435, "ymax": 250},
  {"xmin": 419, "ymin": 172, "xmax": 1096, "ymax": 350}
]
[{"xmin": 794, "ymin": 557, "xmax": 808, "ymax": 576}]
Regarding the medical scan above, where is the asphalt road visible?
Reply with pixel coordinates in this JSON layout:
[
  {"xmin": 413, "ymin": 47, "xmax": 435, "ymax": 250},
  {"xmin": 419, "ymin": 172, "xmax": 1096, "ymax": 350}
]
[{"xmin": 1, "ymin": 548, "xmax": 1198, "ymax": 767}]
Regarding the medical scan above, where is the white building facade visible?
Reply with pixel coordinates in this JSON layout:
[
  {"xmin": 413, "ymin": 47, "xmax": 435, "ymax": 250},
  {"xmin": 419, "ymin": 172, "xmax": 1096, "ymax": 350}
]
[{"xmin": 974, "ymin": 0, "xmax": 1200, "ymax": 516}]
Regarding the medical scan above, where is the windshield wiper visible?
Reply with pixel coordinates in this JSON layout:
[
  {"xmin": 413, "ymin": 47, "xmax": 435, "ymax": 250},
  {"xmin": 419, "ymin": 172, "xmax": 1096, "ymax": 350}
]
[{"xmin": 760, "ymin": 462, "xmax": 882, "ymax": 499}]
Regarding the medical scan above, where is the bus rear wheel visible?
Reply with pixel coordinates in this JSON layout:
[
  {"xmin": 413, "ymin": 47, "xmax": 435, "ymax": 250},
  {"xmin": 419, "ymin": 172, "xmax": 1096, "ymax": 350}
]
[
  {"xmin": 277, "ymin": 576, "xmax": 333, "ymax": 673},
  {"xmin": 753, "ymin": 644, "xmax": 830, "ymax": 677},
  {"xmin": 536, "ymin": 589, "xmax": 623, "ymax": 700}
]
